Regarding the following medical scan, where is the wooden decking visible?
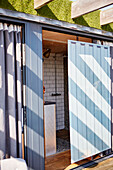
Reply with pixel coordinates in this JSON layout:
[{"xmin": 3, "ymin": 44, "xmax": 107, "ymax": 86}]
[
  {"xmin": 85, "ymin": 156, "xmax": 113, "ymax": 170},
  {"xmin": 45, "ymin": 129, "xmax": 107, "ymax": 170},
  {"xmin": 45, "ymin": 150, "xmax": 71, "ymax": 170},
  {"xmin": 45, "ymin": 150, "xmax": 102, "ymax": 170}
]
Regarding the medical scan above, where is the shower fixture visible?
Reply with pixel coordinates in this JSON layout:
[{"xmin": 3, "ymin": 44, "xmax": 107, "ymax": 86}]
[{"xmin": 43, "ymin": 48, "xmax": 51, "ymax": 58}]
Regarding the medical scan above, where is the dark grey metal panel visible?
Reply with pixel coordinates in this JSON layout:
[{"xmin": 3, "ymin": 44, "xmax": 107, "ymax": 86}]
[{"xmin": 25, "ymin": 22, "xmax": 44, "ymax": 170}]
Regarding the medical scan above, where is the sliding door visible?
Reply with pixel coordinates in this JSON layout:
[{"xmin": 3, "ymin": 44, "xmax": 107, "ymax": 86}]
[{"xmin": 68, "ymin": 40, "xmax": 111, "ymax": 163}]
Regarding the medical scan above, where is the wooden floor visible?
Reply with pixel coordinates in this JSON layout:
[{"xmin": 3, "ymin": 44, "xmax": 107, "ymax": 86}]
[
  {"xmin": 85, "ymin": 156, "xmax": 113, "ymax": 170},
  {"xmin": 45, "ymin": 150, "xmax": 101, "ymax": 170},
  {"xmin": 45, "ymin": 150, "xmax": 71, "ymax": 170},
  {"xmin": 45, "ymin": 129, "xmax": 102, "ymax": 170}
]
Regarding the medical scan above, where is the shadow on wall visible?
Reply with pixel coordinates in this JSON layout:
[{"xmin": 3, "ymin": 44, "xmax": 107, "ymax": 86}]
[
  {"xmin": 37, "ymin": 1, "xmax": 100, "ymax": 29},
  {"xmin": 37, "ymin": 0, "xmax": 113, "ymax": 32},
  {"xmin": 37, "ymin": 5, "xmax": 89, "ymax": 27},
  {"xmin": 101, "ymin": 23, "xmax": 113, "ymax": 32},
  {"xmin": 36, "ymin": 0, "xmax": 71, "ymax": 21},
  {"xmin": 37, "ymin": 5, "xmax": 58, "ymax": 20},
  {"xmin": 0, "ymin": 0, "xmax": 37, "ymax": 15},
  {"xmin": 73, "ymin": 16, "xmax": 89, "ymax": 27},
  {"xmin": 0, "ymin": 0, "xmax": 16, "ymax": 11},
  {"xmin": 73, "ymin": 10, "xmax": 100, "ymax": 28}
]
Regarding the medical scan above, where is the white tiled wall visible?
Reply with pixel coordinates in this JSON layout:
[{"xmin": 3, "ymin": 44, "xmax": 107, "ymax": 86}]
[{"xmin": 44, "ymin": 53, "xmax": 64, "ymax": 130}]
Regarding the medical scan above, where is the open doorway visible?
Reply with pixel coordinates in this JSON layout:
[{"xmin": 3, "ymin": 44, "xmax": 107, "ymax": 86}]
[
  {"xmin": 42, "ymin": 30, "xmax": 92, "ymax": 169},
  {"xmin": 43, "ymin": 30, "xmax": 77, "ymax": 154}
]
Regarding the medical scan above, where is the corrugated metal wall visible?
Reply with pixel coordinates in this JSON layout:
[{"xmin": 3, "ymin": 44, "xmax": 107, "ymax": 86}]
[
  {"xmin": 68, "ymin": 40, "xmax": 111, "ymax": 163},
  {"xmin": 25, "ymin": 22, "xmax": 44, "ymax": 170}
]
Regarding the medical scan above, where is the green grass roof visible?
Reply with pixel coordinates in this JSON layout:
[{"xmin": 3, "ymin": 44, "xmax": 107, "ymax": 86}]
[{"xmin": 0, "ymin": 0, "xmax": 113, "ymax": 32}]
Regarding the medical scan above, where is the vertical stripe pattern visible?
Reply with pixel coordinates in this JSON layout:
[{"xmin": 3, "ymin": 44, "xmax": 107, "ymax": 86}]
[{"xmin": 68, "ymin": 41, "xmax": 111, "ymax": 163}]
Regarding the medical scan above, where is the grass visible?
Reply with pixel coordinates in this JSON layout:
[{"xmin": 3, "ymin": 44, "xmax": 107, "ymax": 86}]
[{"xmin": 0, "ymin": 0, "xmax": 113, "ymax": 32}]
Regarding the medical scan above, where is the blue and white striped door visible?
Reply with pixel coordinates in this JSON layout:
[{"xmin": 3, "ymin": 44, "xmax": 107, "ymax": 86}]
[{"xmin": 68, "ymin": 40, "xmax": 111, "ymax": 163}]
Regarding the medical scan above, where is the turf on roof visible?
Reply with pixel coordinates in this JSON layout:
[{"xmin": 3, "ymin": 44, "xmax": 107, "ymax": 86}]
[{"xmin": 0, "ymin": 0, "xmax": 113, "ymax": 32}]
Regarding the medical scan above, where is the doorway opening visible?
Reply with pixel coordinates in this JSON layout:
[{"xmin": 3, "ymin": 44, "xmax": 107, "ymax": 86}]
[{"xmin": 42, "ymin": 30, "xmax": 93, "ymax": 169}]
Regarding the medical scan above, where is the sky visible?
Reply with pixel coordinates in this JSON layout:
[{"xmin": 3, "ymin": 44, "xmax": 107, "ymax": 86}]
[{"xmin": 71, "ymin": 0, "xmax": 113, "ymax": 11}]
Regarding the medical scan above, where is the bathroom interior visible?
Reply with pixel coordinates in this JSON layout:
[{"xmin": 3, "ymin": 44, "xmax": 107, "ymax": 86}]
[{"xmin": 42, "ymin": 29, "xmax": 92, "ymax": 158}]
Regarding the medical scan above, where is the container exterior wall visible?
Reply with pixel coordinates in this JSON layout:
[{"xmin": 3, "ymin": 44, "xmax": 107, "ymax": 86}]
[
  {"xmin": 68, "ymin": 40, "xmax": 111, "ymax": 163},
  {"xmin": 111, "ymin": 47, "xmax": 113, "ymax": 151},
  {"xmin": 25, "ymin": 22, "xmax": 44, "ymax": 170}
]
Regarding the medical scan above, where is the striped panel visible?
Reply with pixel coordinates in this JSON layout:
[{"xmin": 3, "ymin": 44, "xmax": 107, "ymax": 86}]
[
  {"xmin": 25, "ymin": 23, "xmax": 44, "ymax": 170},
  {"xmin": 68, "ymin": 41, "xmax": 111, "ymax": 163}
]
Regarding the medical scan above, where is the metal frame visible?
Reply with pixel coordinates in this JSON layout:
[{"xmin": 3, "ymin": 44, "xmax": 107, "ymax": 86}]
[{"xmin": 0, "ymin": 8, "xmax": 113, "ymax": 41}]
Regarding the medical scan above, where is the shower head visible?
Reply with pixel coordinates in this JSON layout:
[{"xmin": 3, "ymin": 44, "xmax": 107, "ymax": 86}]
[{"xmin": 43, "ymin": 48, "xmax": 51, "ymax": 58}]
